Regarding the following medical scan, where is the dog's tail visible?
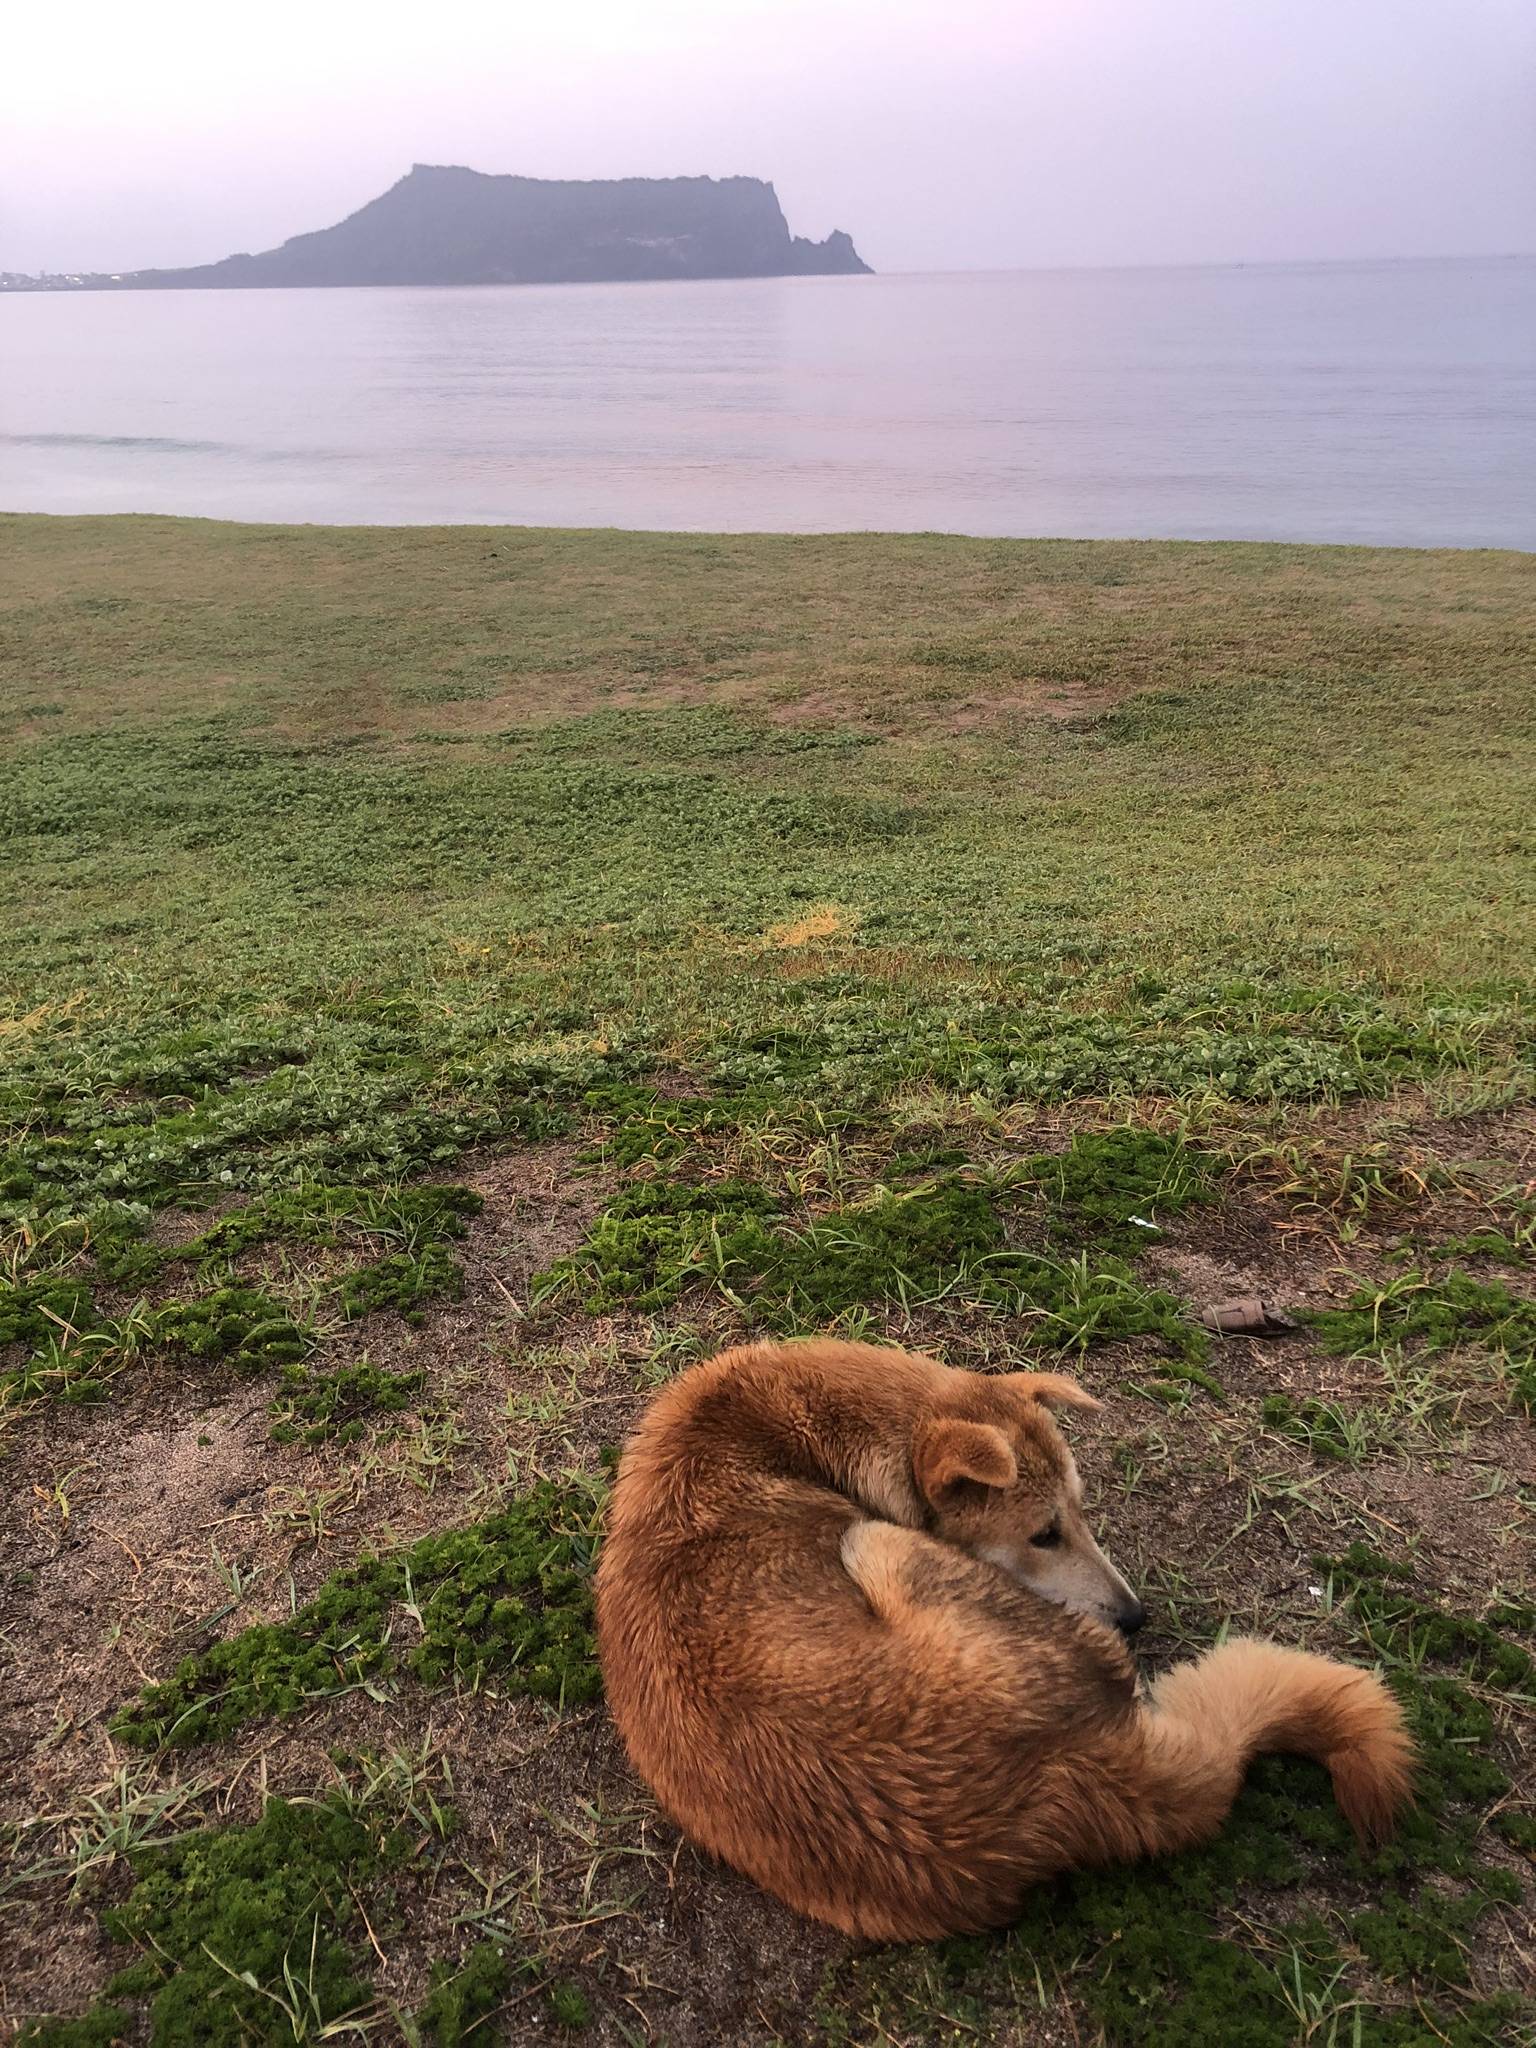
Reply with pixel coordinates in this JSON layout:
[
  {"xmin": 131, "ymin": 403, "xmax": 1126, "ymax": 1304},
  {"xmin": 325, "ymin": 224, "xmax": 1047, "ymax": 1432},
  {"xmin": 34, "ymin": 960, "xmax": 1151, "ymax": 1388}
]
[
  {"xmin": 1142, "ymin": 1638, "xmax": 1413, "ymax": 1848},
  {"xmin": 1049, "ymin": 1638, "xmax": 1414, "ymax": 1872}
]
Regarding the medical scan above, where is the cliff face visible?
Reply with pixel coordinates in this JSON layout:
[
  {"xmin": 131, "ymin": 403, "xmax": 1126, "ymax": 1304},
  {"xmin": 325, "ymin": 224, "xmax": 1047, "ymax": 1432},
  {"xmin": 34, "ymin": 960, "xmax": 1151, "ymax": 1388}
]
[{"xmin": 51, "ymin": 168, "xmax": 871, "ymax": 290}]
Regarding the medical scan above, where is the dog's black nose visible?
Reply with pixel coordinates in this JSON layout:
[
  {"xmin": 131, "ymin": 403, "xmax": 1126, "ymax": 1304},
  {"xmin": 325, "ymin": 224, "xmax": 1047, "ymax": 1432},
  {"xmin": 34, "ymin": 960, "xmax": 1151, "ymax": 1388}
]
[{"xmin": 1117, "ymin": 1598, "xmax": 1147, "ymax": 1638}]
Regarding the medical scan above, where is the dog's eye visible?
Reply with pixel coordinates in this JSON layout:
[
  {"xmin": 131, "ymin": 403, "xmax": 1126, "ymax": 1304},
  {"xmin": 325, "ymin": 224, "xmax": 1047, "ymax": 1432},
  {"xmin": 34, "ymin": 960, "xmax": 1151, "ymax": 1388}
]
[{"xmin": 1030, "ymin": 1521, "xmax": 1062, "ymax": 1550}]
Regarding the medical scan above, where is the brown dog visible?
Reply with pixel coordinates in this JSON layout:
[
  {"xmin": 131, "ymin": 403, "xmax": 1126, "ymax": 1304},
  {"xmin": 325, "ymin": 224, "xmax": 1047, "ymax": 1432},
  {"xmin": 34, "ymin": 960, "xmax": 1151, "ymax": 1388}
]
[{"xmin": 596, "ymin": 1338, "xmax": 1414, "ymax": 1940}]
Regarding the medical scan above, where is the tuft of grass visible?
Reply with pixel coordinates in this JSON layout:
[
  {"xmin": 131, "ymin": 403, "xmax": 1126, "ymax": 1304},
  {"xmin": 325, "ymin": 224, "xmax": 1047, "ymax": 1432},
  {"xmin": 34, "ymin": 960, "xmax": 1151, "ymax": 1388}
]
[{"xmin": 1262, "ymin": 1392, "xmax": 1386, "ymax": 1464}]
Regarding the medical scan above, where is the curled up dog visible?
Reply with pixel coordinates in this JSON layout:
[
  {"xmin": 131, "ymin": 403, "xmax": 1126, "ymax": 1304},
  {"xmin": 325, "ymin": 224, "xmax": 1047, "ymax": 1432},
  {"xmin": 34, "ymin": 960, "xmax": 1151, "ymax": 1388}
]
[{"xmin": 596, "ymin": 1339, "xmax": 1415, "ymax": 1941}]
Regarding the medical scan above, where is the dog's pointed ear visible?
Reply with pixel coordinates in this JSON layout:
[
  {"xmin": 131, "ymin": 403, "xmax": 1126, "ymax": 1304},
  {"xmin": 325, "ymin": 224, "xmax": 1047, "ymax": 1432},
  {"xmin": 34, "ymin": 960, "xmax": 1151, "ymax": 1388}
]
[
  {"xmin": 913, "ymin": 1416, "xmax": 1017, "ymax": 1507},
  {"xmin": 1004, "ymin": 1371, "xmax": 1101, "ymax": 1414}
]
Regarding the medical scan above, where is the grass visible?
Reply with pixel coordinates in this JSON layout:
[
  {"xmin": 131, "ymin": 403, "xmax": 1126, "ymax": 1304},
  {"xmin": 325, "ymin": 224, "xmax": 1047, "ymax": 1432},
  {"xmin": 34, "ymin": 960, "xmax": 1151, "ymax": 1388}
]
[
  {"xmin": 111, "ymin": 1474, "xmax": 605, "ymax": 1750},
  {"xmin": 268, "ymin": 1357, "xmax": 427, "ymax": 1447},
  {"xmin": 1311, "ymin": 1269, "xmax": 1536, "ymax": 1415},
  {"xmin": 2, "ymin": 518, "xmax": 1532, "ymax": 2044},
  {"xmin": 17, "ymin": 1764, "xmax": 461, "ymax": 2048}
]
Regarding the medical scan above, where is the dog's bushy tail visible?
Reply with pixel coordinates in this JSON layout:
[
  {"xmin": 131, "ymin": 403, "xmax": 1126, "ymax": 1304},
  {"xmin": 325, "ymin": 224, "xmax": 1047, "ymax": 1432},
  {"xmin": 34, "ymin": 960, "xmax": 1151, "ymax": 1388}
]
[{"xmin": 1126, "ymin": 1638, "xmax": 1415, "ymax": 1852}]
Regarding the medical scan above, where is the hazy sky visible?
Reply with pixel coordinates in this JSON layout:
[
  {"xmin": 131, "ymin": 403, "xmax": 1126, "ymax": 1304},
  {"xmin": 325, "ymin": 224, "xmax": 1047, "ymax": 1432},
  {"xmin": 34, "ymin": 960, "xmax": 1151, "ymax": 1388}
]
[{"xmin": 3, "ymin": 0, "xmax": 1532, "ymax": 275}]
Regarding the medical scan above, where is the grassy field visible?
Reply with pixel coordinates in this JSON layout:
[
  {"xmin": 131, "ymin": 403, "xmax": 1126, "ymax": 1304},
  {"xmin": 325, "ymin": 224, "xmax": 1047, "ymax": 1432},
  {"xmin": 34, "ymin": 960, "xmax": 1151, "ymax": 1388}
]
[{"xmin": 1, "ymin": 514, "xmax": 1533, "ymax": 2047}]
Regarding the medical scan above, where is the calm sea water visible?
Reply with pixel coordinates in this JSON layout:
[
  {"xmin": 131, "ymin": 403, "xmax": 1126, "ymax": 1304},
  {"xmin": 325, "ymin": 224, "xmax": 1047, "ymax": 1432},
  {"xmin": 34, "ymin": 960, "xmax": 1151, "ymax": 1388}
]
[{"xmin": 2, "ymin": 259, "xmax": 1532, "ymax": 545}]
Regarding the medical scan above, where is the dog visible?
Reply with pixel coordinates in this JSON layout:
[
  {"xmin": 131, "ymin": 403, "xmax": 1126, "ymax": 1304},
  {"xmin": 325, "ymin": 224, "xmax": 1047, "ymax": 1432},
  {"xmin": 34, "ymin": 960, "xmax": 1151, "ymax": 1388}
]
[{"xmin": 595, "ymin": 1338, "xmax": 1414, "ymax": 1940}]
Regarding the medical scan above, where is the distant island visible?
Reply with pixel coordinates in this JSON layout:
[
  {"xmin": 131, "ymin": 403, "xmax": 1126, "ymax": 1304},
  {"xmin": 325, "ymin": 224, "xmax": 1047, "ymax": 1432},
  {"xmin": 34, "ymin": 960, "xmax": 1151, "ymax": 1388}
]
[{"xmin": 2, "ymin": 166, "xmax": 871, "ymax": 292}]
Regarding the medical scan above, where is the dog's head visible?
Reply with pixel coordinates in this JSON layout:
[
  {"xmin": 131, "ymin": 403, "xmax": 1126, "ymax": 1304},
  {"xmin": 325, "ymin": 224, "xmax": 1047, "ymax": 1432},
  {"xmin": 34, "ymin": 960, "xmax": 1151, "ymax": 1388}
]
[{"xmin": 912, "ymin": 1371, "xmax": 1145, "ymax": 1636}]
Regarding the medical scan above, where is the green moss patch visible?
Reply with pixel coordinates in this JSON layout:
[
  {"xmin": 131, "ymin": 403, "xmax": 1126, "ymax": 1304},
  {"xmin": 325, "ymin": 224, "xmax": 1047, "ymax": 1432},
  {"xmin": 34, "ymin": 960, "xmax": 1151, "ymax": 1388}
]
[
  {"xmin": 532, "ymin": 1176, "xmax": 780, "ymax": 1314},
  {"xmin": 1429, "ymin": 1226, "xmax": 1534, "ymax": 1268},
  {"xmin": 534, "ymin": 1167, "xmax": 1209, "ymax": 1368},
  {"xmin": 2, "ymin": 1283, "xmax": 311, "ymax": 1410},
  {"xmin": 190, "ymin": 1180, "xmax": 480, "ymax": 1325},
  {"xmin": 1312, "ymin": 1269, "xmax": 1536, "ymax": 1414},
  {"xmin": 337, "ymin": 1242, "xmax": 466, "ymax": 1322},
  {"xmin": 576, "ymin": 1079, "xmax": 796, "ymax": 1168},
  {"xmin": 0, "ymin": 1272, "xmax": 100, "ymax": 1350},
  {"xmin": 102, "ymin": 1795, "xmax": 398, "ymax": 2045},
  {"xmin": 148, "ymin": 1286, "xmax": 312, "ymax": 1368},
  {"xmin": 418, "ymin": 1942, "xmax": 517, "ymax": 2046},
  {"xmin": 417, "ymin": 1940, "xmax": 592, "ymax": 2041},
  {"xmin": 1319, "ymin": 1544, "xmax": 1533, "ymax": 1694},
  {"xmin": 268, "ymin": 1357, "xmax": 426, "ymax": 1446},
  {"xmin": 112, "ymin": 1476, "xmax": 604, "ymax": 1749},
  {"xmin": 1022, "ymin": 1126, "xmax": 1214, "ymax": 1252},
  {"xmin": 19, "ymin": 1790, "xmax": 420, "ymax": 2048}
]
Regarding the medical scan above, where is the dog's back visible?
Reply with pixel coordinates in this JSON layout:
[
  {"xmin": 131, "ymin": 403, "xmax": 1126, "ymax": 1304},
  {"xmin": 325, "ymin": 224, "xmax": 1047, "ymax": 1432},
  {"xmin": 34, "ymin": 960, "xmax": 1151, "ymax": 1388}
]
[{"xmin": 597, "ymin": 1340, "xmax": 1413, "ymax": 1939}]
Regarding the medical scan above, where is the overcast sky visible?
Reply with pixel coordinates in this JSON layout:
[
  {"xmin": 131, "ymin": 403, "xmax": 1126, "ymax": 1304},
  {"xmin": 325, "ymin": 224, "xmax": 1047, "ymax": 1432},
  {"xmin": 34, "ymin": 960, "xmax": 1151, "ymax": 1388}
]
[{"xmin": 3, "ymin": 0, "xmax": 1532, "ymax": 275}]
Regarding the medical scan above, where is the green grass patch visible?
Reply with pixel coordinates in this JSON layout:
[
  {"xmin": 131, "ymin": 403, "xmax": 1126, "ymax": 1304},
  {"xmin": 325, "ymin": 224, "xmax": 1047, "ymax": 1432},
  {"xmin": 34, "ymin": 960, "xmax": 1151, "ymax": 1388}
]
[
  {"xmin": 17, "ymin": 1778, "xmax": 447, "ymax": 2048},
  {"xmin": 5, "ymin": 521, "xmax": 1535, "ymax": 2047},
  {"xmin": 268, "ymin": 1358, "xmax": 426, "ymax": 1446},
  {"xmin": 1, "ymin": 1183, "xmax": 480, "ymax": 1417},
  {"xmin": 707, "ymin": 992, "xmax": 1509, "ymax": 1111},
  {"xmin": 1312, "ymin": 1269, "xmax": 1536, "ymax": 1415},
  {"xmin": 182, "ymin": 1180, "xmax": 482, "ymax": 1269},
  {"xmin": 533, "ymin": 1166, "xmax": 1210, "ymax": 1364},
  {"xmin": 1015, "ymin": 1125, "xmax": 1215, "ymax": 1252},
  {"xmin": 2, "ymin": 1283, "xmax": 311, "ymax": 1410},
  {"xmin": 112, "ymin": 1476, "xmax": 604, "ymax": 1749},
  {"xmin": 2, "ymin": 1025, "xmax": 625, "ymax": 1230},
  {"xmin": 1429, "ymin": 1225, "xmax": 1534, "ymax": 1267},
  {"xmin": 575, "ymin": 1079, "xmax": 794, "ymax": 1167}
]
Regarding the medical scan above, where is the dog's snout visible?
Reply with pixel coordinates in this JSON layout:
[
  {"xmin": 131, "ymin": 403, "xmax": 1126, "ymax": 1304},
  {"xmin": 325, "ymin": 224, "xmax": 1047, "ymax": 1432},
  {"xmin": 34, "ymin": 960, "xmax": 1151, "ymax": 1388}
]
[{"xmin": 1116, "ymin": 1596, "xmax": 1147, "ymax": 1638}]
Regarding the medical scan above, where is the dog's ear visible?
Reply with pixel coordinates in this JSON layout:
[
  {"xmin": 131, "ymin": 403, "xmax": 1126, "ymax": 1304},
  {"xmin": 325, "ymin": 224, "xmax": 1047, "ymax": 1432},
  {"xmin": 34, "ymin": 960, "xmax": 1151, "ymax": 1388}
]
[
  {"xmin": 913, "ymin": 1416, "xmax": 1017, "ymax": 1507},
  {"xmin": 1003, "ymin": 1371, "xmax": 1101, "ymax": 1414}
]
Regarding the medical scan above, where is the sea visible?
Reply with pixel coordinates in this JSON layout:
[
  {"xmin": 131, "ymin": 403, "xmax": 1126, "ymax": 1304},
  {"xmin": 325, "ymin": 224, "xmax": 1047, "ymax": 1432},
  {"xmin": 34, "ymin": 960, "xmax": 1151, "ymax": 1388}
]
[{"xmin": 1, "ymin": 257, "xmax": 1532, "ymax": 546}]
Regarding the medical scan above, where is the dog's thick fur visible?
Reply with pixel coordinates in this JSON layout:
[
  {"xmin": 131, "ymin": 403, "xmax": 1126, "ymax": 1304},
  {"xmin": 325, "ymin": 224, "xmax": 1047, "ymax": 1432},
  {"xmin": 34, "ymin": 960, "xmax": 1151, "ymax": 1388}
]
[{"xmin": 596, "ymin": 1339, "xmax": 1414, "ymax": 1940}]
